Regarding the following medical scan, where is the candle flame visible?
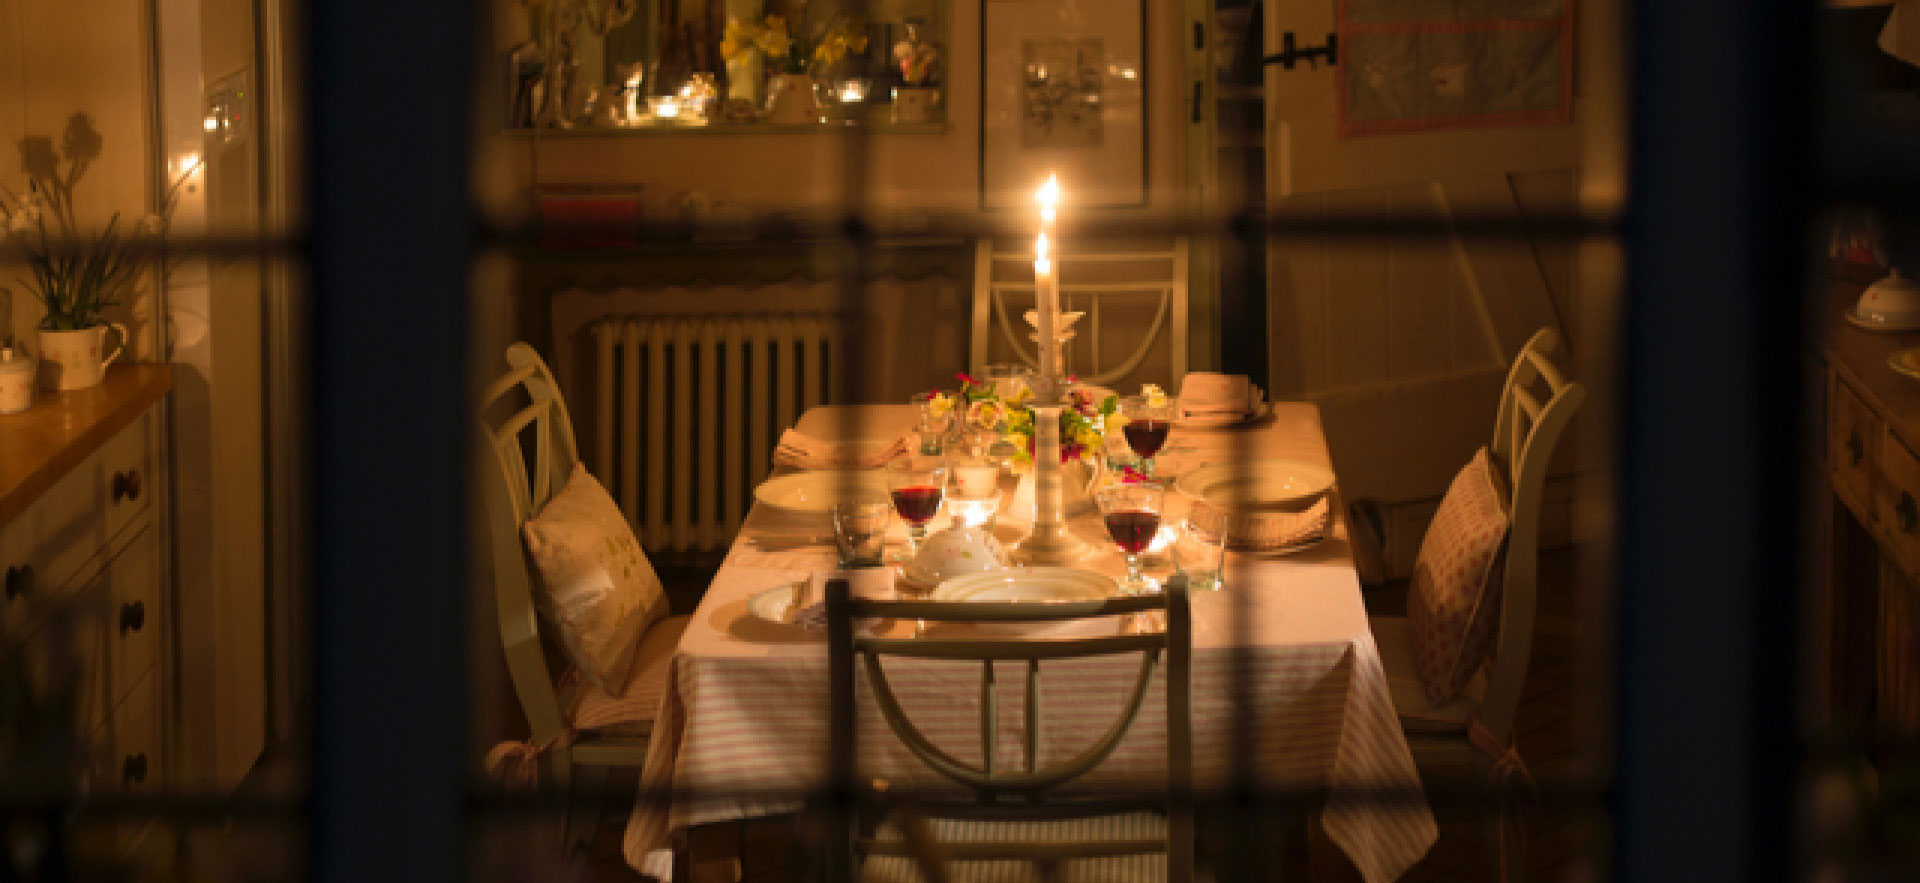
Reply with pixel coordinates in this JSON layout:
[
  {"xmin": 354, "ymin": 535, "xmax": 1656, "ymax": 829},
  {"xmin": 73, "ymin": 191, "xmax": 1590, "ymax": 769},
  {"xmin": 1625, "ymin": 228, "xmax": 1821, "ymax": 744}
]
[{"xmin": 1036, "ymin": 174, "xmax": 1061, "ymax": 208}]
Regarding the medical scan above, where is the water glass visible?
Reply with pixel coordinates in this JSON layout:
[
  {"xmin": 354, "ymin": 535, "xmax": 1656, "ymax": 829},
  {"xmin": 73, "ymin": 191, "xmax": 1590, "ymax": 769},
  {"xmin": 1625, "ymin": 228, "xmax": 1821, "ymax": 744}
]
[
  {"xmin": 911, "ymin": 391, "xmax": 953, "ymax": 455},
  {"xmin": 984, "ymin": 363, "xmax": 1031, "ymax": 400},
  {"xmin": 1172, "ymin": 519, "xmax": 1228, "ymax": 592},
  {"xmin": 829, "ymin": 494, "xmax": 892, "ymax": 567},
  {"xmin": 945, "ymin": 453, "xmax": 1003, "ymax": 529}
]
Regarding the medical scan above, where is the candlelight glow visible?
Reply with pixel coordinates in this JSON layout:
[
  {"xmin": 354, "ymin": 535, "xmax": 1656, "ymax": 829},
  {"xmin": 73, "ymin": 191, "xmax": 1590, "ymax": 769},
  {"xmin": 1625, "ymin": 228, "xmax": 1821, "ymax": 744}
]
[
  {"xmin": 1036, "ymin": 174, "xmax": 1061, "ymax": 210},
  {"xmin": 1036, "ymin": 231, "xmax": 1051, "ymax": 262}
]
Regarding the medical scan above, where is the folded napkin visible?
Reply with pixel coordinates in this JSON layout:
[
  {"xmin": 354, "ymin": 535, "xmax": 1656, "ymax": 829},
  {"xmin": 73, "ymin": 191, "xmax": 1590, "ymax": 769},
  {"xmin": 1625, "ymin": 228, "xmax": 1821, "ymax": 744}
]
[
  {"xmin": 773, "ymin": 429, "xmax": 910, "ymax": 470},
  {"xmin": 1178, "ymin": 372, "xmax": 1260, "ymax": 420},
  {"xmin": 784, "ymin": 568, "xmax": 897, "ymax": 629},
  {"xmin": 1188, "ymin": 494, "xmax": 1331, "ymax": 551}
]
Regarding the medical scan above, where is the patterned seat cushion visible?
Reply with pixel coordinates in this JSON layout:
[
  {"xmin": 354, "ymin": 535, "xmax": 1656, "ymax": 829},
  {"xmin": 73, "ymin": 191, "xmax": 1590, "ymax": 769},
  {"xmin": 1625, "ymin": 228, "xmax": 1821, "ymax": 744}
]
[
  {"xmin": 1406, "ymin": 448, "xmax": 1510, "ymax": 705},
  {"xmin": 570, "ymin": 614, "xmax": 691, "ymax": 737},
  {"xmin": 862, "ymin": 811, "xmax": 1168, "ymax": 883}
]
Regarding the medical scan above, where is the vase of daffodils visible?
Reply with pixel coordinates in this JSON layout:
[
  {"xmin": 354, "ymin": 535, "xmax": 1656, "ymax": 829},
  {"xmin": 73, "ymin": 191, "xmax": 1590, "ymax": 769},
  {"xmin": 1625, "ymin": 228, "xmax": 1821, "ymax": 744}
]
[{"xmin": 722, "ymin": 12, "xmax": 869, "ymax": 125}]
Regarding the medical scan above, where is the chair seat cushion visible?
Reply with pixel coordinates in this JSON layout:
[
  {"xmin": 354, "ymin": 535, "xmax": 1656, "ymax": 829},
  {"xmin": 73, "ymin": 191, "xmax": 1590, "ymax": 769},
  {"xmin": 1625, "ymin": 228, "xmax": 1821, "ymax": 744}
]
[
  {"xmin": 1371, "ymin": 614, "xmax": 1483, "ymax": 736},
  {"xmin": 569, "ymin": 614, "xmax": 691, "ymax": 737},
  {"xmin": 862, "ymin": 811, "xmax": 1168, "ymax": 883}
]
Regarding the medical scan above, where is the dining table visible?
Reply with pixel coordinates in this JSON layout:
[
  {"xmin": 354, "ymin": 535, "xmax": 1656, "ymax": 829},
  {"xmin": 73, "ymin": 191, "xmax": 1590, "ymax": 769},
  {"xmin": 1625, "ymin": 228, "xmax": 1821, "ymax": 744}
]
[{"xmin": 621, "ymin": 401, "xmax": 1438, "ymax": 882}]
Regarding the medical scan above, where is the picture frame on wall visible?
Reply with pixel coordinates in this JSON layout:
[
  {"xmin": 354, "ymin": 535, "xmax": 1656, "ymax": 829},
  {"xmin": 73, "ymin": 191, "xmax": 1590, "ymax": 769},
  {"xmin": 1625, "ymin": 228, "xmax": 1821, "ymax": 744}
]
[{"xmin": 979, "ymin": 0, "xmax": 1147, "ymax": 209}]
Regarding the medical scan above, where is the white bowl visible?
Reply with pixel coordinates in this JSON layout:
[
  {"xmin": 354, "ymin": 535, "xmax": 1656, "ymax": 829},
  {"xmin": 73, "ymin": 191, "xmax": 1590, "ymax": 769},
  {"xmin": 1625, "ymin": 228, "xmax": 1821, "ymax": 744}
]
[
  {"xmin": 901, "ymin": 525, "xmax": 1009, "ymax": 588},
  {"xmin": 1855, "ymin": 271, "xmax": 1920, "ymax": 328}
]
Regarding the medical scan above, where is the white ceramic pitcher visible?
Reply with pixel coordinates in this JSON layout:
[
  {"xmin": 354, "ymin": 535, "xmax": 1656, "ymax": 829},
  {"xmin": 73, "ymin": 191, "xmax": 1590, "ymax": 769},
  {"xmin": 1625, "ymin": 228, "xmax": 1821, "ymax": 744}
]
[{"xmin": 37, "ymin": 323, "xmax": 127, "ymax": 391}]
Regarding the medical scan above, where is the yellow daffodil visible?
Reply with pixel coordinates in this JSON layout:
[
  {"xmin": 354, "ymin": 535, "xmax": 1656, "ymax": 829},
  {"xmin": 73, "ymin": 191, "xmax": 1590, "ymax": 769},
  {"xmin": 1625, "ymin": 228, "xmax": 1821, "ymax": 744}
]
[
  {"xmin": 1142, "ymin": 383, "xmax": 1169, "ymax": 409},
  {"xmin": 968, "ymin": 399, "xmax": 1004, "ymax": 428},
  {"xmin": 1007, "ymin": 385, "xmax": 1033, "ymax": 407},
  {"xmin": 928, "ymin": 392, "xmax": 954, "ymax": 417},
  {"xmin": 1104, "ymin": 411, "xmax": 1128, "ymax": 435}
]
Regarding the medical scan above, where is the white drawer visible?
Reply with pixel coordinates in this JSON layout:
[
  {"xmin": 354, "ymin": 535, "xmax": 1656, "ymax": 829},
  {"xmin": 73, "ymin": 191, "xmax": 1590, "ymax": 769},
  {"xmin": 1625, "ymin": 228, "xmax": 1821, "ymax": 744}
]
[
  {"xmin": 16, "ymin": 569, "xmax": 115, "ymax": 736},
  {"xmin": 99, "ymin": 411, "xmax": 153, "ymax": 543},
  {"xmin": 109, "ymin": 669, "xmax": 162, "ymax": 852},
  {"xmin": 107, "ymin": 524, "xmax": 159, "ymax": 708}
]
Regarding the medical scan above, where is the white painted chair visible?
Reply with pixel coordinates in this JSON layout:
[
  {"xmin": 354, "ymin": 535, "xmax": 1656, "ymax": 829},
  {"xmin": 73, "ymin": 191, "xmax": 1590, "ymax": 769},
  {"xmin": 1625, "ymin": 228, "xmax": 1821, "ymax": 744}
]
[
  {"xmin": 825, "ymin": 576, "xmax": 1195, "ymax": 883},
  {"xmin": 477, "ymin": 342, "xmax": 692, "ymax": 854},
  {"xmin": 1369, "ymin": 327, "xmax": 1585, "ymax": 882},
  {"xmin": 970, "ymin": 238, "xmax": 1189, "ymax": 389}
]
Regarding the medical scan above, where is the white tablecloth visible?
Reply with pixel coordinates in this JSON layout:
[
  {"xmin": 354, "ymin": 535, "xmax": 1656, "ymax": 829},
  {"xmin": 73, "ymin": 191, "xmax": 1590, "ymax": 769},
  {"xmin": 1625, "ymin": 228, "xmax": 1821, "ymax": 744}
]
[{"xmin": 623, "ymin": 403, "xmax": 1436, "ymax": 883}]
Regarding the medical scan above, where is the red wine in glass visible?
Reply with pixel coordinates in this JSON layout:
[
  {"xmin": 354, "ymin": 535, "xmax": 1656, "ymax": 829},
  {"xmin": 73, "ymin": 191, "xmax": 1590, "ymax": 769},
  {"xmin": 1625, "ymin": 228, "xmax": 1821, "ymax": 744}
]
[
  {"xmin": 890, "ymin": 485, "xmax": 944, "ymax": 525},
  {"xmin": 1104, "ymin": 509, "xmax": 1162, "ymax": 554},
  {"xmin": 1123, "ymin": 419, "xmax": 1171, "ymax": 459}
]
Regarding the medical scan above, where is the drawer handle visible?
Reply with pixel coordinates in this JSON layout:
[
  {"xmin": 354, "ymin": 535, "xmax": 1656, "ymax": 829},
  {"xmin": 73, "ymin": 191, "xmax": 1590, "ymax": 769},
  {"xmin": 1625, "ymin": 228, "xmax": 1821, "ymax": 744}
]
[
  {"xmin": 1900, "ymin": 492, "xmax": 1918, "ymax": 534},
  {"xmin": 119, "ymin": 600, "xmax": 145, "ymax": 635},
  {"xmin": 4, "ymin": 564, "xmax": 32, "ymax": 601},
  {"xmin": 1849, "ymin": 430, "xmax": 1866, "ymax": 467},
  {"xmin": 111, "ymin": 469, "xmax": 142, "ymax": 504},
  {"xmin": 122, "ymin": 753, "xmax": 147, "ymax": 785}
]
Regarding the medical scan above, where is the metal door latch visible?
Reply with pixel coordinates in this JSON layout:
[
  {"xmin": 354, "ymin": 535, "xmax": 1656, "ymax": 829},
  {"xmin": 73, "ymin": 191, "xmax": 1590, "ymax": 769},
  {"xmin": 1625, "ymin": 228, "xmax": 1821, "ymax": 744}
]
[{"xmin": 1264, "ymin": 32, "xmax": 1337, "ymax": 70}]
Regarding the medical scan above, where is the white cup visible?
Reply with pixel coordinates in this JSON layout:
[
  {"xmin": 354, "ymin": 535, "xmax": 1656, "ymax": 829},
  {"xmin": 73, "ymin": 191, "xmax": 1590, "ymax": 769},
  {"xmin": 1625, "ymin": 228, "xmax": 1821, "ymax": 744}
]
[{"xmin": 37, "ymin": 323, "xmax": 127, "ymax": 391}]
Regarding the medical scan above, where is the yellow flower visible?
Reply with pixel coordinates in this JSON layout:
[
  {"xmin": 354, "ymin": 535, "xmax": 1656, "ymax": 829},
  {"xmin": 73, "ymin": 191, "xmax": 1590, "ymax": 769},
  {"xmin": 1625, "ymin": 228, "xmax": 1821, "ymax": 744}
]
[
  {"xmin": 1073, "ymin": 425, "xmax": 1103, "ymax": 451},
  {"xmin": 1007, "ymin": 385, "xmax": 1033, "ymax": 407},
  {"xmin": 1142, "ymin": 383, "xmax": 1169, "ymax": 409},
  {"xmin": 928, "ymin": 392, "xmax": 955, "ymax": 417},
  {"xmin": 1104, "ymin": 411, "xmax": 1128, "ymax": 436},
  {"xmin": 968, "ymin": 400, "xmax": 1004, "ymax": 428}
]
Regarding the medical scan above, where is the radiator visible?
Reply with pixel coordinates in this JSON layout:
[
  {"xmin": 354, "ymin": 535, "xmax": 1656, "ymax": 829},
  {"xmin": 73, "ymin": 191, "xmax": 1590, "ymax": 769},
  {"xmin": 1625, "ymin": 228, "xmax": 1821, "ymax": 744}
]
[{"xmin": 588, "ymin": 314, "xmax": 846, "ymax": 554}]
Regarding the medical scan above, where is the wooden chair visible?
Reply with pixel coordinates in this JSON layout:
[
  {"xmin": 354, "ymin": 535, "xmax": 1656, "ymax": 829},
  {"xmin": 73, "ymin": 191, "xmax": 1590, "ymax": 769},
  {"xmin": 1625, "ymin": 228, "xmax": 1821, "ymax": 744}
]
[
  {"xmin": 824, "ymin": 576, "xmax": 1195, "ymax": 883},
  {"xmin": 1368, "ymin": 328, "xmax": 1586, "ymax": 882},
  {"xmin": 477, "ymin": 342, "xmax": 692, "ymax": 853},
  {"xmin": 970, "ymin": 237, "xmax": 1190, "ymax": 390}
]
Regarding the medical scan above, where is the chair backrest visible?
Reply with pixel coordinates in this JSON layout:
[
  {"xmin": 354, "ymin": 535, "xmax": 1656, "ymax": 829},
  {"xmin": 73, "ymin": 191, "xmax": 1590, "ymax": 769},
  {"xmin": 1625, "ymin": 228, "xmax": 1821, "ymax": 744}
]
[
  {"xmin": 825, "ymin": 578, "xmax": 1193, "ymax": 882},
  {"xmin": 970, "ymin": 237, "xmax": 1190, "ymax": 389},
  {"xmin": 1478, "ymin": 328, "xmax": 1586, "ymax": 744},
  {"xmin": 477, "ymin": 343, "xmax": 583, "ymax": 747}
]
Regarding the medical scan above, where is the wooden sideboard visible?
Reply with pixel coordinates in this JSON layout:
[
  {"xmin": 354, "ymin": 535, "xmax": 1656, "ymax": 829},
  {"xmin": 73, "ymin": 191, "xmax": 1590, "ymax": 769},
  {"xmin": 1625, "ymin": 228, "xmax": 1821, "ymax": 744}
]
[{"xmin": 0, "ymin": 365, "xmax": 172, "ymax": 861}]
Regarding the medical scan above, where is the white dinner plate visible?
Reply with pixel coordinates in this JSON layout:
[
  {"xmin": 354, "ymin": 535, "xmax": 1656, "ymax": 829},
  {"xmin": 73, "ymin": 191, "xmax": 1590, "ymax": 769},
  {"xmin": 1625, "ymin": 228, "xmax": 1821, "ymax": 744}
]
[
  {"xmin": 1846, "ymin": 308, "xmax": 1920, "ymax": 333},
  {"xmin": 753, "ymin": 471, "xmax": 890, "ymax": 516},
  {"xmin": 928, "ymin": 567, "xmax": 1122, "ymax": 638},
  {"xmin": 748, "ymin": 582, "xmax": 812, "ymax": 626},
  {"xmin": 1174, "ymin": 399, "xmax": 1272, "ymax": 427},
  {"xmin": 1891, "ymin": 348, "xmax": 1920, "ymax": 382},
  {"xmin": 1173, "ymin": 459, "xmax": 1334, "ymax": 511}
]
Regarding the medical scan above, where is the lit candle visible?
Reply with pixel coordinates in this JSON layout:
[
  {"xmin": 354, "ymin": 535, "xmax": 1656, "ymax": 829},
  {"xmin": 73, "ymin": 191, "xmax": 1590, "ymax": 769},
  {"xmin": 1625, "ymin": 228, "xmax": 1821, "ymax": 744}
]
[
  {"xmin": 1035, "ymin": 174, "xmax": 1062, "ymax": 381},
  {"xmin": 1035, "ymin": 231, "xmax": 1056, "ymax": 385}
]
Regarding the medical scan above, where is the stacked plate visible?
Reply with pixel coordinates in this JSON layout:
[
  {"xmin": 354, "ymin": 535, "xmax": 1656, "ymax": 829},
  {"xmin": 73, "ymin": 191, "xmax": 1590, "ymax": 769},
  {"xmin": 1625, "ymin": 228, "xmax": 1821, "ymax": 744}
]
[
  {"xmin": 1174, "ymin": 459, "xmax": 1334, "ymax": 552},
  {"xmin": 752, "ymin": 471, "xmax": 890, "ymax": 521}
]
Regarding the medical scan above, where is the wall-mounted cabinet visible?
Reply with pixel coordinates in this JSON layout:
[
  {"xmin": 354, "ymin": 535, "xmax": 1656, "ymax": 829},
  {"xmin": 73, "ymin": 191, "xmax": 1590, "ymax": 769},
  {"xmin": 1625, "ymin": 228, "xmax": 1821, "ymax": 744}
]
[{"xmin": 507, "ymin": 0, "xmax": 949, "ymax": 132}]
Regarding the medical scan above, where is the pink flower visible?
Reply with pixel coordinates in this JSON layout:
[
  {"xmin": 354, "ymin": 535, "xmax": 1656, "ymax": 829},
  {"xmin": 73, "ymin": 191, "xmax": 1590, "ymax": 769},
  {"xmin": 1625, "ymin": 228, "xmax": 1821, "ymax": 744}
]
[
  {"xmin": 956, "ymin": 372, "xmax": 975, "ymax": 385},
  {"xmin": 1115, "ymin": 465, "xmax": 1150, "ymax": 484}
]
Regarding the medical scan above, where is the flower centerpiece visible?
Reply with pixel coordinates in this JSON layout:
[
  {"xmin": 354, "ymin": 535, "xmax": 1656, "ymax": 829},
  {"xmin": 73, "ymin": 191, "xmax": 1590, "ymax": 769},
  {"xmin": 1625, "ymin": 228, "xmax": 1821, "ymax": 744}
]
[
  {"xmin": 890, "ymin": 19, "xmax": 942, "ymax": 123},
  {"xmin": 954, "ymin": 372, "xmax": 1121, "ymax": 466}
]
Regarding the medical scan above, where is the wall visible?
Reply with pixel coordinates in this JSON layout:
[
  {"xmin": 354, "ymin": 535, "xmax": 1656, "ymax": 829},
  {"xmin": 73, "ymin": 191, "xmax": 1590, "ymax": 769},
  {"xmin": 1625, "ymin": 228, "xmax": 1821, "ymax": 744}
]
[{"xmin": 0, "ymin": 0, "xmax": 153, "ymax": 348}]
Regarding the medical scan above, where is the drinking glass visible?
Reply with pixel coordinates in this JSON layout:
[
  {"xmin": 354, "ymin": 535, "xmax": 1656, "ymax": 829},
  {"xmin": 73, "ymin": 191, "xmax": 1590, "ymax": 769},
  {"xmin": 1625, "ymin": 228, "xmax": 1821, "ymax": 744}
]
[
  {"xmin": 910, "ymin": 391, "xmax": 953, "ymax": 455},
  {"xmin": 829, "ymin": 494, "xmax": 892, "ymax": 567},
  {"xmin": 1119, "ymin": 395, "xmax": 1174, "ymax": 478},
  {"xmin": 1096, "ymin": 482, "xmax": 1166, "ymax": 595},
  {"xmin": 945, "ymin": 451, "xmax": 1002, "ymax": 529},
  {"xmin": 1171, "ymin": 519, "xmax": 1228, "ymax": 592},
  {"xmin": 885, "ymin": 457, "xmax": 948, "ymax": 556},
  {"xmin": 983, "ymin": 363, "xmax": 1031, "ymax": 401}
]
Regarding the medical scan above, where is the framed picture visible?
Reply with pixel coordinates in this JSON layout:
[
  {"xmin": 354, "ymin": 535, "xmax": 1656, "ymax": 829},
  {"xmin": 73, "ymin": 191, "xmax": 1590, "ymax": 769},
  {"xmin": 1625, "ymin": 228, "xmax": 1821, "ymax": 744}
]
[{"xmin": 979, "ymin": 0, "xmax": 1147, "ymax": 209}]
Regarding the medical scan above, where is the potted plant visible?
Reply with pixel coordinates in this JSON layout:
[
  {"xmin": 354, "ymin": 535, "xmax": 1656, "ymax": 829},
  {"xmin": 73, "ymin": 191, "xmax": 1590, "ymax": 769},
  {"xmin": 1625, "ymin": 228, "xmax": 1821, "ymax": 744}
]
[{"xmin": 0, "ymin": 115, "xmax": 187, "ymax": 391}]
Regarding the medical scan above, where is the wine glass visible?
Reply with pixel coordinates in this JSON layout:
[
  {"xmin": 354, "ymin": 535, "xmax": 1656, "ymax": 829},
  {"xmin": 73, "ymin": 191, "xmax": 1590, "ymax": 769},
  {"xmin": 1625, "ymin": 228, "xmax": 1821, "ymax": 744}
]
[
  {"xmin": 1096, "ymin": 482, "xmax": 1166, "ymax": 595},
  {"xmin": 885, "ymin": 457, "xmax": 948, "ymax": 557},
  {"xmin": 1120, "ymin": 395, "xmax": 1174, "ymax": 478}
]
